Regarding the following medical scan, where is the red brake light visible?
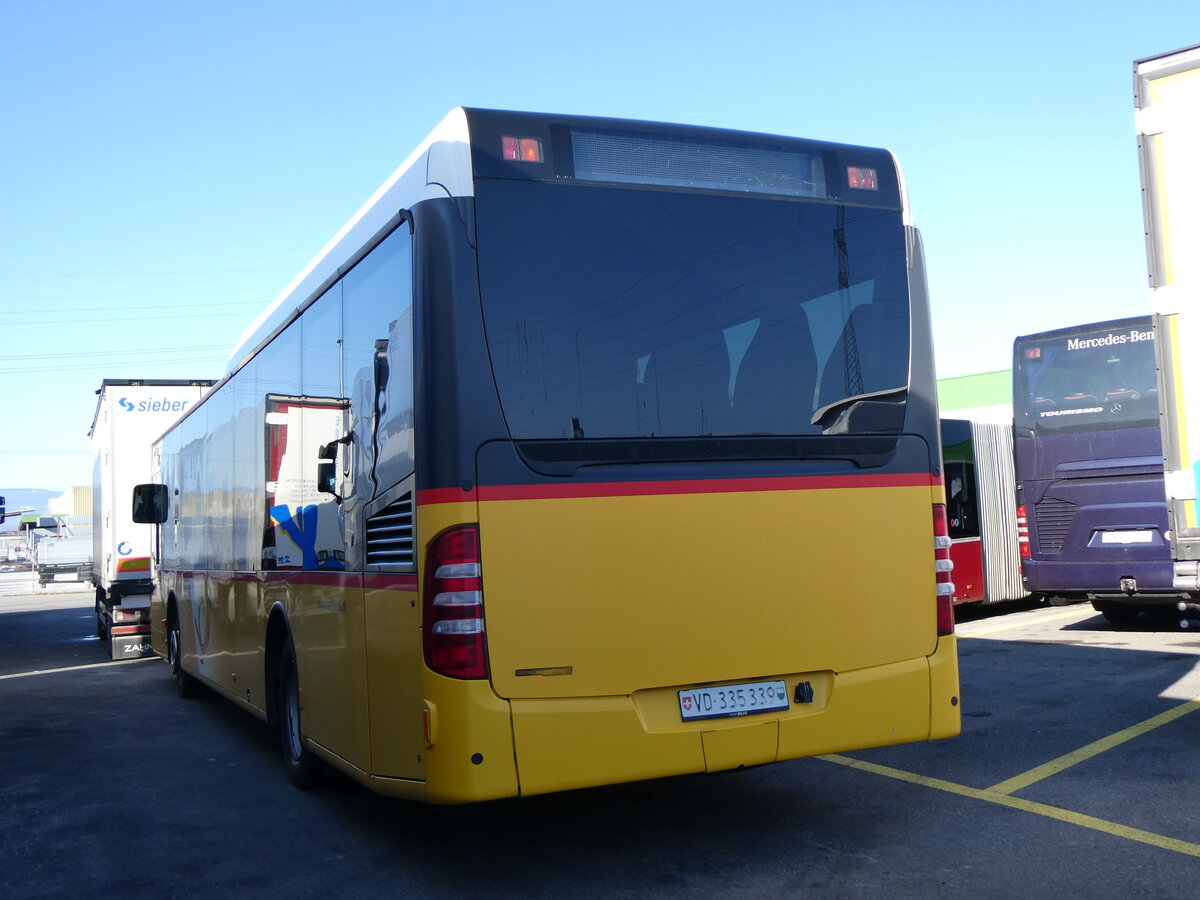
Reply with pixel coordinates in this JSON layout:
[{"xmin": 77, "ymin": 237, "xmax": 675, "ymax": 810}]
[
  {"xmin": 933, "ymin": 505, "xmax": 955, "ymax": 636},
  {"xmin": 423, "ymin": 525, "xmax": 489, "ymax": 679},
  {"xmin": 501, "ymin": 136, "xmax": 543, "ymax": 163},
  {"xmin": 847, "ymin": 166, "xmax": 878, "ymax": 190},
  {"xmin": 1016, "ymin": 504, "xmax": 1031, "ymax": 559}
]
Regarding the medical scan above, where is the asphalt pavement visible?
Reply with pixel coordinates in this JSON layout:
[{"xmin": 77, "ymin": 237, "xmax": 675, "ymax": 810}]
[{"xmin": 3, "ymin": 581, "xmax": 1200, "ymax": 898}]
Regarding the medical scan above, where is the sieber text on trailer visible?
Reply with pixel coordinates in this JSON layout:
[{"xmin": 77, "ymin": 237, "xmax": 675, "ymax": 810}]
[{"xmin": 118, "ymin": 397, "xmax": 193, "ymax": 413}]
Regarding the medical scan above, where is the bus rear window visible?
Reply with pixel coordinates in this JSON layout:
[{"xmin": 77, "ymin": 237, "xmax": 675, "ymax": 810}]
[
  {"xmin": 1014, "ymin": 322, "xmax": 1159, "ymax": 433},
  {"xmin": 475, "ymin": 181, "xmax": 910, "ymax": 442}
]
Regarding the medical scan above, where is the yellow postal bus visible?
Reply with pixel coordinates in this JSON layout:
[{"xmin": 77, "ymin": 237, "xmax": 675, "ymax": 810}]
[{"xmin": 134, "ymin": 108, "xmax": 960, "ymax": 803}]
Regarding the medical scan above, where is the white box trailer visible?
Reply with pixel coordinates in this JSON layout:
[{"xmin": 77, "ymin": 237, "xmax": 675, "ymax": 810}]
[
  {"xmin": 89, "ymin": 379, "xmax": 213, "ymax": 657},
  {"xmin": 1135, "ymin": 45, "xmax": 1200, "ymax": 596}
]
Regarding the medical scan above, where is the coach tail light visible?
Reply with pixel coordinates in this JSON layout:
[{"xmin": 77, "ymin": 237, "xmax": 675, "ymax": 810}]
[
  {"xmin": 423, "ymin": 525, "xmax": 489, "ymax": 679},
  {"xmin": 933, "ymin": 505, "xmax": 955, "ymax": 636},
  {"xmin": 1016, "ymin": 504, "xmax": 1031, "ymax": 559}
]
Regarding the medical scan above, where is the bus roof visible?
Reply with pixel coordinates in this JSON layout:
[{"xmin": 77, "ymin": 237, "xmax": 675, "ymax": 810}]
[
  {"xmin": 225, "ymin": 108, "xmax": 909, "ymax": 379},
  {"xmin": 226, "ymin": 108, "xmax": 473, "ymax": 374}
]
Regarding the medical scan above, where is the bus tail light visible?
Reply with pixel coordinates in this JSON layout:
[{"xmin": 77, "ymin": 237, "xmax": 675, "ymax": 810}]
[
  {"xmin": 501, "ymin": 136, "xmax": 543, "ymax": 162},
  {"xmin": 423, "ymin": 525, "xmax": 489, "ymax": 679},
  {"xmin": 1017, "ymin": 504, "xmax": 1031, "ymax": 559},
  {"xmin": 933, "ymin": 505, "xmax": 955, "ymax": 636}
]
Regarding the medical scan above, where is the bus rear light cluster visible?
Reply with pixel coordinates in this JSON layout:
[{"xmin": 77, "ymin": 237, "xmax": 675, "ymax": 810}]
[
  {"xmin": 501, "ymin": 135, "xmax": 543, "ymax": 162},
  {"xmin": 423, "ymin": 525, "xmax": 489, "ymax": 680},
  {"xmin": 933, "ymin": 505, "xmax": 955, "ymax": 636},
  {"xmin": 1016, "ymin": 504, "xmax": 1031, "ymax": 559}
]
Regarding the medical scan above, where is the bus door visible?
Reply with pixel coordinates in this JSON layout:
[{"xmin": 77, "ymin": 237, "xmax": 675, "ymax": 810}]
[{"xmin": 265, "ymin": 393, "xmax": 370, "ymax": 771}]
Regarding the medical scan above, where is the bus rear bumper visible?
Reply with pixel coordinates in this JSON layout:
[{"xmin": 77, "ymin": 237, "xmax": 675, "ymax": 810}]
[
  {"xmin": 507, "ymin": 638, "xmax": 961, "ymax": 798},
  {"xmin": 1022, "ymin": 559, "xmax": 1176, "ymax": 597}
]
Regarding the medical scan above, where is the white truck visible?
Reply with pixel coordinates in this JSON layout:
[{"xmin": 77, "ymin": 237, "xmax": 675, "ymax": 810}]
[
  {"xmin": 1134, "ymin": 46, "xmax": 1200, "ymax": 610},
  {"xmin": 34, "ymin": 519, "xmax": 92, "ymax": 585},
  {"xmin": 89, "ymin": 379, "xmax": 212, "ymax": 657}
]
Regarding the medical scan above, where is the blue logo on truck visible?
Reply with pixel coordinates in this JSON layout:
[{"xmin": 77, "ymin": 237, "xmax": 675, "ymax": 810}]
[{"xmin": 118, "ymin": 397, "xmax": 192, "ymax": 413}]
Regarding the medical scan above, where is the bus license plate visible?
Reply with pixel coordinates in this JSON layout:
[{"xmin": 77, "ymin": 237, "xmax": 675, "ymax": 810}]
[
  {"xmin": 678, "ymin": 680, "xmax": 789, "ymax": 722},
  {"xmin": 1101, "ymin": 530, "xmax": 1154, "ymax": 544}
]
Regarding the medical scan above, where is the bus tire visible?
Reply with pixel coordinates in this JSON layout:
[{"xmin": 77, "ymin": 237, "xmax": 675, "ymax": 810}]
[
  {"xmin": 279, "ymin": 636, "xmax": 321, "ymax": 790},
  {"xmin": 1096, "ymin": 601, "xmax": 1139, "ymax": 626},
  {"xmin": 168, "ymin": 621, "xmax": 199, "ymax": 698}
]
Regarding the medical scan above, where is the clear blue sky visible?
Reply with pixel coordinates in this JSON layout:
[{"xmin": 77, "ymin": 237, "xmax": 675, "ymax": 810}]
[{"xmin": 2, "ymin": 1, "xmax": 1197, "ymax": 493}]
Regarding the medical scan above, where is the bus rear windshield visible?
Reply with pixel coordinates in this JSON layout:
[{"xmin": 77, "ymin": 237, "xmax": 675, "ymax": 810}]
[
  {"xmin": 474, "ymin": 180, "xmax": 910, "ymax": 443},
  {"xmin": 1014, "ymin": 322, "xmax": 1159, "ymax": 433}
]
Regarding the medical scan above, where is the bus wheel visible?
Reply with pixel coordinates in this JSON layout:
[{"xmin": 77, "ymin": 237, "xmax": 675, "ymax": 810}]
[
  {"xmin": 1096, "ymin": 602, "xmax": 1140, "ymax": 626},
  {"xmin": 168, "ymin": 623, "xmax": 199, "ymax": 698},
  {"xmin": 279, "ymin": 636, "xmax": 321, "ymax": 789}
]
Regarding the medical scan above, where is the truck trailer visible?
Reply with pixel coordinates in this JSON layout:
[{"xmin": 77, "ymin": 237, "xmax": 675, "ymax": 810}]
[
  {"xmin": 1134, "ymin": 45, "xmax": 1200, "ymax": 612},
  {"xmin": 34, "ymin": 522, "xmax": 92, "ymax": 586},
  {"xmin": 89, "ymin": 379, "xmax": 213, "ymax": 657}
]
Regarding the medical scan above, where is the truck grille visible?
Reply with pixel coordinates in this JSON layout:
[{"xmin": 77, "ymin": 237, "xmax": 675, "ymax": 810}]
[
  {"xmin": 365, "ymin": 494, "xmax": 414, "ymax": 567},
  {"xmin": 1034, "ymin": 498, "xmax": 1077, "ymax": 555}
]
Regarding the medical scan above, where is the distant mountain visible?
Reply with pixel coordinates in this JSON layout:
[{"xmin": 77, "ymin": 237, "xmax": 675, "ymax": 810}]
[{"xmin": 0, "ymin": 489, "xmax": 58, "ymax": 531}]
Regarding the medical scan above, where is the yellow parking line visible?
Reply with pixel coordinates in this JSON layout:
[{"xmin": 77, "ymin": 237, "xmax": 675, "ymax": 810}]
[
  {"xmin": 988, "ymin": 697, "xmax": 1200, "ymax": 795},
  {"xmin": 821, "ymin": 754, "xmax": 1200, "ymax": 858},
  {"xmin": 957, "ymin": 608, "xmax": 1093, "ymax": 638},
  {"xmin": 0, "ymin": 657, "xmax": 156, "ymax": 680}
]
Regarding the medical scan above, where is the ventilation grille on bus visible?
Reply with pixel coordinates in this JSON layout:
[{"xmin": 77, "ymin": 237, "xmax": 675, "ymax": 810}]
[
  {"xmin": 1034, "ymin": 498, "xmax": 1077, "ymax": 555},
  {"xmin": 365, "ymin": 494, "xmax": 414, "ymax": 567}
]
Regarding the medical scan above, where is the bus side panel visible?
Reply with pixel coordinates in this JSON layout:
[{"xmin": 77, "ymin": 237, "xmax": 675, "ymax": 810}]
[
  {"xmin": 297, "ymin": 577, "xmax": 371, "ymax": 774},
  {"xmin": 950, "ymin": 538, "xmax": 985, "ymax": 603},
  {"xmin": 364, "ymin": 579, "xmax": 425, "ymax": 780},
  {"xmin": 235, "ymin": 575, "xmax": 267, "ymax": 714}
]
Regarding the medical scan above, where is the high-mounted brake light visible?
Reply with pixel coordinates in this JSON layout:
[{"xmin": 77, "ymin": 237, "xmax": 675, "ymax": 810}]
[
  {"xmin": 847, "ymin": 166, "xmax": 878, "ymax": 190},
  {"xmin": 501, "ymin": 135, "xmax": 543, "ymax": 163},
  {"xmin": 423, "ymin": 525, "xmax": 489, "ymax": 679},
  {"xmin": 933, "ymin": 505, "xmax": 955, "ymax": 636},
  {"xmin": 1017, "ymin": 504, "xmax": 1031, "ymax": 559}
]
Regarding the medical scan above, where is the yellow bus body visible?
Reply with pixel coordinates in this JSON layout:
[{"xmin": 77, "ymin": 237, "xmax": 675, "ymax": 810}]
[{"xmin": 154, "ymin": 478, "xmax": 958, "ymax": 804}]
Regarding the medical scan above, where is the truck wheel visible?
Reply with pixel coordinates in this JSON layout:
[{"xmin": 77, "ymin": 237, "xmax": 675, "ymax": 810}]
[
  {"xmin": 95, "ymin": 588, "xmax": 108, "ymax": 639},
  {"xmin": 279, "ymin": 636, "xmax": 321, "ymax": 789},
  {"xmin": 168, "ymin": 624, "xmax": 199, "ymax": 698}
]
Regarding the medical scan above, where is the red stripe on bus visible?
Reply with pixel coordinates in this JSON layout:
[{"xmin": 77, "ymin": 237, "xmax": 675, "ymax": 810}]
[
  {"xmin": 418, "ymin": 486, "xmax": 479, "ymax": 504},
  {"xmin": 417, "ymin": 472, "xmax": 937, "ymax": 506}
]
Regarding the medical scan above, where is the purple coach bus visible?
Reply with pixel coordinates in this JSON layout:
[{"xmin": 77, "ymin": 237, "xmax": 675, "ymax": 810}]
[{"xmin": 1012, "ymin": 316, "xmax": 1174, "ymax": 624}]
